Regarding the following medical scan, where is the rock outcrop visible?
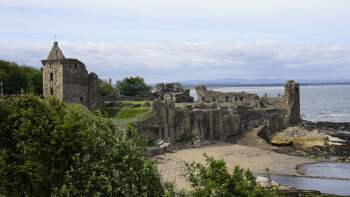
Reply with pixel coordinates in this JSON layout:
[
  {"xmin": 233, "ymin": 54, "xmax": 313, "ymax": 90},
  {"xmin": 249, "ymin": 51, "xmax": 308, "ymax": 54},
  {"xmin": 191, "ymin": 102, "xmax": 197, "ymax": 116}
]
[{"xmin": 269, "ymin": 126, "xmax": 329, "ymax": 147}]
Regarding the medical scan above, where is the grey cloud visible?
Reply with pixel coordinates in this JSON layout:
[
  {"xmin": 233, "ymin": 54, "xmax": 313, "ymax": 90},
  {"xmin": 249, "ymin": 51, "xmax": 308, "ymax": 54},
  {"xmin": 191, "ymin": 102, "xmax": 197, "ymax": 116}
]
[{"xmin": 0, "ymin": 41, "xmax": 349, "ymax": 83}]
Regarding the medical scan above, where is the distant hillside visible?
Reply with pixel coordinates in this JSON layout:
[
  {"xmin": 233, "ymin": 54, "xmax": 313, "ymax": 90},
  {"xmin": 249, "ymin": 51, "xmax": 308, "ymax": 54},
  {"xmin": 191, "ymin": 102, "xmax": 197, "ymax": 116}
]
[{"xmin": 149, "ymin": 78, "xmax": 350, "ymax": 88}]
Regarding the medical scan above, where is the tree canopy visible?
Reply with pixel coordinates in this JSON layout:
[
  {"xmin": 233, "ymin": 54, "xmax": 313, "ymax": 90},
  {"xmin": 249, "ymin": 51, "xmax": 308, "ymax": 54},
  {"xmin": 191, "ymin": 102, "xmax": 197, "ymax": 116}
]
[
  {"xmin": 0, "ymin": 94, "xmax": 164, "ymax": 196},
  {"xmin": 116, "ymin": 76, "xmax": 152, "ymax": 96},
  {"xmin": 0, "ymin": 60, "xmax": 43, "ymax": 95},
  {"xmin": 99, "ymin": 80, "xmax": 119, "ymax": 96}
]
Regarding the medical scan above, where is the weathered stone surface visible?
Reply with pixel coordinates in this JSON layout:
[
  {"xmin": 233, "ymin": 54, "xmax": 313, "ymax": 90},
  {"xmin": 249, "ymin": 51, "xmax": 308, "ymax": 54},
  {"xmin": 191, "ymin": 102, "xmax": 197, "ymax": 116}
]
[
  {"xmin": 256, "ymin": 176, "xmax": 279, "ymax": 187},
  {"xmin": 196, "ymin": 85, "xmax": 260, "ymax": 106},
  {"xmin": 269, "ymin": 126, "xmax": 329, "ymax": 147},
  {"xmin": 137, "ymin": 81, "xmax": 300, "ymax": 147},
  {"xmin": 154, "ymin": 83, "xmax": 194, "ymax": 103},
  {"xmin": 41, "ymin": 42, "xmax": 103, "ymax": 111},
  {"xmin": 143, "ymin": 102, "xmax": 151, "ymax": 107}
]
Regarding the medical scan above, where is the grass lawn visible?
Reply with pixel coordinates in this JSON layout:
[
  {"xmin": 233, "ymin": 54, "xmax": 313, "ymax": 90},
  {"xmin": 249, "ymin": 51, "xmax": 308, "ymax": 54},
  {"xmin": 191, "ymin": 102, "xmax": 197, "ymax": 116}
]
[
  {"xmin": 112, "ymin": 107, "xmax": 154, "ymax": 125},
  {"xmin": 115, "ymin": 107, "xmax": 151, "ymax": 119},
  {"xmin": 120, "ymin": 101, "xmax": 154, "ymax": 105},
  {"xmin": 103, "ymin": 107, "xmax": 123, "ymax": 118},
  {"xmin": 65, "ymin": 103, "xmax": 98, "ymax": 124}
]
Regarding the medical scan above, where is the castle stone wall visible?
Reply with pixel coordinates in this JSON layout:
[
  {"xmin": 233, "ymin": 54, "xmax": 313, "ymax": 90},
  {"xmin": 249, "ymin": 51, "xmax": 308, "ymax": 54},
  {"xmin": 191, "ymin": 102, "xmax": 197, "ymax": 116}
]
[{"xmin": 41, "ymin": 42, "xmax": 103, "ymax": 111}]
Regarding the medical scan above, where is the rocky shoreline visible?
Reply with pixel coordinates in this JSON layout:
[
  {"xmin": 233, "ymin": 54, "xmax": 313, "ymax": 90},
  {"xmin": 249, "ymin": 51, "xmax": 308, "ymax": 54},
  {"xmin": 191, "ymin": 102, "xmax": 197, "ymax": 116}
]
[
  {"xmin": 273, "ymin": 120, "xmax": 350, "ymax": 162},
  {"xmin": 151, "ymin": 121, "xmax": 350, "ymax": 196}
]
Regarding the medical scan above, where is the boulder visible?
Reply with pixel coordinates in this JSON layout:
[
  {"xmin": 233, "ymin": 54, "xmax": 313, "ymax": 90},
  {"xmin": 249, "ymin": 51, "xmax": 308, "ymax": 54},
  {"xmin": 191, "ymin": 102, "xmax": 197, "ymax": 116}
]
[
  {"xmin": 269, "ymin": 126, "xmax": 329, "ymax": 147},
  {"xmin": 256, "ymin": 176, "xmax": 279, "ymax": 187},
  {"xmin": 143, "ymin": 102, "xmax": 151, "ymax": 107}
]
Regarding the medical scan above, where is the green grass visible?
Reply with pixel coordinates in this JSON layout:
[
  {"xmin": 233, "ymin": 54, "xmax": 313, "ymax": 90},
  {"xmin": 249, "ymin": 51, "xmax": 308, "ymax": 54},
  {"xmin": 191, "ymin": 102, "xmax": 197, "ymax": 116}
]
[
  {"xmin": 65, "ymin": 103, "xmax": 98, "ymax": 125},
  {"xmin": 115, "ymin": 107, "xmax": 151, "ymax": 120},
  {"xmin": 120, "ymin": 101, "xmax": 154, "ymax": 105},
  {"xmin": 112, "ymin": 108, "xmax": 155, "ymax": 125},
  {"xmin": 103, "ymin": 107, "xmax": 123, "ymax": 118}
]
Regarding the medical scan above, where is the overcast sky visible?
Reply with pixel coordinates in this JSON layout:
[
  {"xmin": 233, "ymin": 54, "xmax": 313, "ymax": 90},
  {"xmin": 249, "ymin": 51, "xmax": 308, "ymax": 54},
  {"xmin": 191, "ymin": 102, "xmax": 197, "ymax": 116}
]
[{"xmin": 1, "ymin": 0, "xmax": 349, "ymax": 83}]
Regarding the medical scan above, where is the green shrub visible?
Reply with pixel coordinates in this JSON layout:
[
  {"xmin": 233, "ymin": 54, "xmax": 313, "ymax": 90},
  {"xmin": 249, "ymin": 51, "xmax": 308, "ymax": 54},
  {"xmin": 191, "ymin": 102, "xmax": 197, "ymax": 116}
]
[
  {"xmin": 55, "ymin": 112, "xmax": 164, "ymax": 196},
  {"xmin": 0, "ymin": 94, "xmax": 165, "ymax": 196},
  {"xmin": 0, "ymin": 94, "xmax": 87, "ymax": 196},
  {"xmin": 184, "ymin": 153, "xmax": 277, "ymax": 197}
]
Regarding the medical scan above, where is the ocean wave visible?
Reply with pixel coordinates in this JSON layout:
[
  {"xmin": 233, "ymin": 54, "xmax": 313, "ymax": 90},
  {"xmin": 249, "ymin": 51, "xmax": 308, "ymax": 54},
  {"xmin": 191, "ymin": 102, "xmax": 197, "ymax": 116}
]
[{"xmin": 302, "ymin": 114, "xmax": 350, "ymax": 123}]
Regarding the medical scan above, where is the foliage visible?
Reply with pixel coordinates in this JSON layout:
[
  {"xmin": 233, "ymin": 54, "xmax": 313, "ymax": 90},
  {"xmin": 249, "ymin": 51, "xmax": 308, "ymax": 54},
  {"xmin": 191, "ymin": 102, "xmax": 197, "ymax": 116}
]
[
  {"xmin": 184, "ymin": 153, "xmax": 277, "ymax": 197},
  {"xmin": 99, "ymin": 80, "xmax": 119, "ymax": 96},
  {"xmin": 0, "ymin": 94, "xmax": 165, "ymax": 196},
  {"xmin": 116, "ymin": 76, "xmax": 152, "ymax": 96},
  {"xmin": 115, "ymin": 107, "xmax": 150, "ymax": 119},
  {"xmin": 0, "ymin": 94, "xmax": 87, "ymax": 196},
  {"xmin": 55, "ymin": 112, "xmax": 164, "ymax": 196},
  {"xmin": 0, "ymin": 60, "xmax": 43, "ymax": 95}
]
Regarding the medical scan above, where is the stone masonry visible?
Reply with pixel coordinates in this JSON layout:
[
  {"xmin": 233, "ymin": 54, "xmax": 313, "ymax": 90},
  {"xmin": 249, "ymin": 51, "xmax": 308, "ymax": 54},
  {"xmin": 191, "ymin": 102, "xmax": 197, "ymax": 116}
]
[
  {"xmin": 41, "ymin": 42, "xmax": 103, "ymax": 111},
  {"xmin": 154, "ymin": 83, "xmax": 194, "ymax": 103},
  {"xmin": 137, "ymin": 80, "xmax": 300, "ymax": 145}
]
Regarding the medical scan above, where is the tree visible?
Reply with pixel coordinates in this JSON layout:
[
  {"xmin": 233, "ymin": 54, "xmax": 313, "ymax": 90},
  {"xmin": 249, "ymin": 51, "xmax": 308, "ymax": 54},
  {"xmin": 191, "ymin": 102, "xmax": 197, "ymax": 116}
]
[
  {"xmin": 0, "ymin": 60, "xmax": 43, "ymax": 95},
  {"xmin": 99, "ymin": 80, "xmax": 118, "ymax": 96},
  {"xmin": 55, "ymin": 113, "xmax": 164, "ymax": 196},
  {"xmin": 0, "ymin": 94, "xmax": 165, "ymax": 196},
  {"xmin": 116, "ymin": 76, "xmax": 152, "ymax": 96},
  {"xmin": 184, "ymin": 153, "xmax": 277, "ymax": 197},
  {"xmin": 0, "ymin": 94, "xmax": 87, "ymax": 196}
]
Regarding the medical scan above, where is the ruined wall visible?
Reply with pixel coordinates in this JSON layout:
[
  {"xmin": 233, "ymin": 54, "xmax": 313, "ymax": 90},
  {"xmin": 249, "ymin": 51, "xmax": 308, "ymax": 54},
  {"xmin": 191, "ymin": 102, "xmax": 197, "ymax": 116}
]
[
  {"xmin": 61, "ymin": 59, "xmax": 89, "ymax": 106},
  {"xmin": 155, "ymin": 83, "xmax": 194, "ymax": 103},
  {"xmin": 137, "ymin": 101, "xmax": 289, "ymax": 145},
  {"xmin": 137, "ymin": 80, "xmax": 299, "ymax": 145},
  {"xmin": 42, "ymin": 61, "xmax": 64, "ymax": 99},
  {"xmin": 196, "ymin": 85, "xmax": 260, "ymax": 107},
  {"xmin": 87, "ymin": 72, "xmax": 103, "ymax": 111},
  {"xmin": 163, "ymin": 89, "xmax": 194, "ymax": 103},
  {"xmin": 41, "ymin": 42, "xmax": 103, "ymax": 111}
]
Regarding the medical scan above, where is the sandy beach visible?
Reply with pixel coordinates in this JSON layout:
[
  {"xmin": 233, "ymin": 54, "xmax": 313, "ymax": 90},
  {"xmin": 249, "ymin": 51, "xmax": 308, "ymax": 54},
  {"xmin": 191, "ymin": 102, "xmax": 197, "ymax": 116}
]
[{"xmin": 155, "ymin": 126, "xmax": 315, "ymax": 190}]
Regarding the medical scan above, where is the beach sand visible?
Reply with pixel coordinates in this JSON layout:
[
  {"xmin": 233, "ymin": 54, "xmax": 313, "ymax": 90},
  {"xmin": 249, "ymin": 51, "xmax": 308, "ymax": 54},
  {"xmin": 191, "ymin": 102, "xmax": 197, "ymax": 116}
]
[{"xmin": 155, "ymin": 126, "xmax": 315, "ymax": 190}]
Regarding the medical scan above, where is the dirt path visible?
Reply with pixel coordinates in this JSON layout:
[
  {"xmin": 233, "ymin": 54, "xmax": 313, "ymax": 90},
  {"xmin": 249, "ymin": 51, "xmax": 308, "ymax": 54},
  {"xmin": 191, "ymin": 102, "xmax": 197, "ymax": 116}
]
[{"xmin": 155, "ymin": 126, "xmax": 315, "ymax": 190}]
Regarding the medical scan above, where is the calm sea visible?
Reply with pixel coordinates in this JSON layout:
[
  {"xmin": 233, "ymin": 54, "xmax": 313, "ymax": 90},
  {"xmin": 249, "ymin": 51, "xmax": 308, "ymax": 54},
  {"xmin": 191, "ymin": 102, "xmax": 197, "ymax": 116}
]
[{"xmin": 190, "ymin": 84, "xmax": 350, "ymax": 123}]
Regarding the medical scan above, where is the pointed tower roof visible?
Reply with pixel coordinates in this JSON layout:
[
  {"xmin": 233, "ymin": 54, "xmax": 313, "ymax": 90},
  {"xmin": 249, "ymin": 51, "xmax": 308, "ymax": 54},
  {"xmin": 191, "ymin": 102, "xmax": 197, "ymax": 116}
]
[{"xmin": 47, "ymin": 42, "xmax": 65, "ymax": 60}]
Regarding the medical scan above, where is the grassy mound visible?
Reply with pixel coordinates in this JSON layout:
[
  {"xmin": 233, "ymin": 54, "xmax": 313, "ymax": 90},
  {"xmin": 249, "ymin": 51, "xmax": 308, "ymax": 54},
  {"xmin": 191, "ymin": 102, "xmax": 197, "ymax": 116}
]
[{"xmin": 65, "ymin": 103, "xmax": 98, "ymax": 125}]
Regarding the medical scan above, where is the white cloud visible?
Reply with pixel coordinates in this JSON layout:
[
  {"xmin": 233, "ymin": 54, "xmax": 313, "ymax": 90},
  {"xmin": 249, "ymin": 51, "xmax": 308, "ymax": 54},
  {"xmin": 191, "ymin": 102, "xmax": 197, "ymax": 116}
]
[{"xmin": 1, "ymin": 40, "xmax": 349, "ymax": 83}]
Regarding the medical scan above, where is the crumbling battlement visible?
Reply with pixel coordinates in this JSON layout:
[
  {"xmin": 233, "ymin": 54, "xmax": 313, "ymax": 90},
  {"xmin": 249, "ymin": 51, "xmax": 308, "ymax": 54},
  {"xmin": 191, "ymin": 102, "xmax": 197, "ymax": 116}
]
[
  {"xmin": 196, "ymin": 85, "xmax": 260, "ymax": 107},
  {"xmin": 154, "ymin": 83, "xmax": 194, "ymax": 103}
]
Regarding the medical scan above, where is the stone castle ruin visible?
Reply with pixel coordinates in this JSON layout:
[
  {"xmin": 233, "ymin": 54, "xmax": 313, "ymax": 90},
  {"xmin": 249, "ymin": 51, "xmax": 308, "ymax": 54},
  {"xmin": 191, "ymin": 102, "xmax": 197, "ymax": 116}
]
[
  {"xmin": 41, "ymin": 42, "xmax": 103, "ymax": 111},
  {"xmin": 154, "ymin": 83, "xmax": 194, "ymax": 103},
  {"xmin": 137, "ymin": 80, "xmax": 300, "ymax": 149}
]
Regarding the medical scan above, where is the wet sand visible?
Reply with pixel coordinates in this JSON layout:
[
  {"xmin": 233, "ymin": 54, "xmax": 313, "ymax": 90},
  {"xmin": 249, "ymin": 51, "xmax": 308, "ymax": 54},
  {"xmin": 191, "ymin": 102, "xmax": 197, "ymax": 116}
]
[{"xmin": 155, "ymin": 126, "xmax": 315, "ymax": 190}]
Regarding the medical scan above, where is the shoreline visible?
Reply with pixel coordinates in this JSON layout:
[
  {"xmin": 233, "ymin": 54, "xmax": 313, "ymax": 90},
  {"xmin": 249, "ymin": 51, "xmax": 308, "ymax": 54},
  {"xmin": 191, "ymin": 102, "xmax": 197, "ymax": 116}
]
[{"xmin": 155, "ymin": 126, "xmax": 316, "ymax": 190}]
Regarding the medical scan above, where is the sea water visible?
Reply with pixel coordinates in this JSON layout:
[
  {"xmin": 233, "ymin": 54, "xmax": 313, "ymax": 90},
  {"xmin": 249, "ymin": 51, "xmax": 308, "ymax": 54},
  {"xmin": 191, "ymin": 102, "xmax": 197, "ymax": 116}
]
[
  {"xmin": 189, "ymin": 84, "xmax": 350, "ymax": 195},
  {"xmin": 190, "ymin": 84, "xmax": 350, "ymax": 123}
]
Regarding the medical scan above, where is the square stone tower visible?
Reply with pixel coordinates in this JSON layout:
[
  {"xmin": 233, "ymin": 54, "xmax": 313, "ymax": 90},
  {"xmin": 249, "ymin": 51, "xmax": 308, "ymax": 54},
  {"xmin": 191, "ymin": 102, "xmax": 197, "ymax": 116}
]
[{"xmin": 41, "ymin": 42, "xmax": 102, "ymax": 111}]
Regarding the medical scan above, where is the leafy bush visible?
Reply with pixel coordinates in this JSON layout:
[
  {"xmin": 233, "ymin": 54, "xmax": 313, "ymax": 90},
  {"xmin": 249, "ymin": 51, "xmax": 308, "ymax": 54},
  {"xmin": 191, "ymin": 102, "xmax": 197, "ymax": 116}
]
[
  {"xmin": 0, "ymin": 94, "xmax": 87, "ymax": 196},
  {"xmin": 55, "ymin": 112, "xmax": 164, "ymax": 196},
  {"xmin": 184, "ymin": 153, "xmax": 277, "ymax": 197},
  {"xmin": 0, "ymin": 94, "xmax": 164, "ymax": 196}
]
